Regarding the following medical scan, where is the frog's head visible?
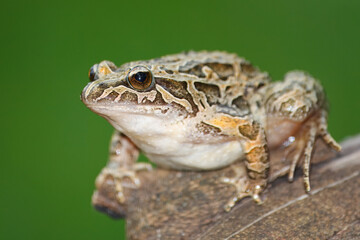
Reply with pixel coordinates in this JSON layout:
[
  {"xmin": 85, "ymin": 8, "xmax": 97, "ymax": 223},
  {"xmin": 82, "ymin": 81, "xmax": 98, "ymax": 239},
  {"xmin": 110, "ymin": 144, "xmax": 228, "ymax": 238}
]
[{"xmin": 81, "ymin": 60, "xmax": 197, "ymax": 133}]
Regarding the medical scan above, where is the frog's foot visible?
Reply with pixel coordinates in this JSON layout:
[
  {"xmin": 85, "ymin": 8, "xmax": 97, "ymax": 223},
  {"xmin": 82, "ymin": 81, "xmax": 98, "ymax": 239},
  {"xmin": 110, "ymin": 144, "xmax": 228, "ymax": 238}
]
[
  {"xmin": 221, "ymin": 165, "xmax": 267, "ymax": 212},
  {"xmin": 95, "ymin": 163, "xmax": 152, "ymax": 203}
]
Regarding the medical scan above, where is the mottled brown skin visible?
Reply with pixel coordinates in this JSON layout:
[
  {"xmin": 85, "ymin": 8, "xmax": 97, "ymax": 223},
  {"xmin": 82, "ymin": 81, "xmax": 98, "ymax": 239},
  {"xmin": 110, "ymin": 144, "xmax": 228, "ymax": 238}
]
[{"xmin": 82, "ymin": 51, "xmax": 341, "ymax": 211}]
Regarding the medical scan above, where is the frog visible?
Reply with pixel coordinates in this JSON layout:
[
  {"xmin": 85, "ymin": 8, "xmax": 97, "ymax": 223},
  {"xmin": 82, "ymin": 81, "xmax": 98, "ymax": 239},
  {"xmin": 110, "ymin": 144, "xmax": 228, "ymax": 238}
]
[{"xmin": 81, "ymin": 51, "xmax": 341, "ymax": 211}]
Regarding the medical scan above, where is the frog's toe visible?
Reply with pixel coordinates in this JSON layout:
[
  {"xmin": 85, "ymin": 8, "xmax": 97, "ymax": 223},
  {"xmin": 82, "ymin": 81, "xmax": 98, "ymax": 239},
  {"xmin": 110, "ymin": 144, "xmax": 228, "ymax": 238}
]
[
  {"xmin": 96, "ymin": 163, "xmax": 152, "ymax": 203},
  {"xmin": 287, "ymin": 150, "xmax": 302, "ymax": 182},
  {"xmin": 223, "ymin": 180, "xmax": 266, "ymax": 211},
  {"xmin": 221, "ymin": 166, "xmax": 267, "ymax": 211}
]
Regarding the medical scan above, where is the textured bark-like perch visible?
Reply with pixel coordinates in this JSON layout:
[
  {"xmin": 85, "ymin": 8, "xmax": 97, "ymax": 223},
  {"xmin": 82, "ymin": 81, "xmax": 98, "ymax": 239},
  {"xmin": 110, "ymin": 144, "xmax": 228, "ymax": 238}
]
[{"xmin": 93, "ymin": 135, "xmax": 360, "ymax": 239}]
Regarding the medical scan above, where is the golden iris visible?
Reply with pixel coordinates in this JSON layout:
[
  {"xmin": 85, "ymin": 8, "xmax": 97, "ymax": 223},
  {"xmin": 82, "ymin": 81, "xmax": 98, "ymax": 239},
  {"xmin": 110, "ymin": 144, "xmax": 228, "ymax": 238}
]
[{"xmin": 126, "ymin": 66, "xmax": 154, "ymax": 91}]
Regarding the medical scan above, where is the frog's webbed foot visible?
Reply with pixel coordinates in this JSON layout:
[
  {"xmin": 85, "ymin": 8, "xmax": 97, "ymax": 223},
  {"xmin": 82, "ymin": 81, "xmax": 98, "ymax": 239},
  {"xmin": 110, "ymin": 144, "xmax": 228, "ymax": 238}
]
[
  {"xmin": 96, "ymin": 162, "xmax": 152, "ymax": 203},
  {"xmin": 221, "ymin": 165, "xmax": 267, "ymax": 212}
]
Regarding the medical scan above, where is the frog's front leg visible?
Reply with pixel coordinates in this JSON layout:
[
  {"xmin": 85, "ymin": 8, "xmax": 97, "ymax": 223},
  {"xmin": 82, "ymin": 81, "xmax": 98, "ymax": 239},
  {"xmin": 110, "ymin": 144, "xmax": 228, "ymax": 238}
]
[
  {"xmin": 95, "ymin": 131, "xmax": 152, "ymax": 203},
  {"xmin": 222, "ymin": 121, "xmax": 270, "ymax": 211}
]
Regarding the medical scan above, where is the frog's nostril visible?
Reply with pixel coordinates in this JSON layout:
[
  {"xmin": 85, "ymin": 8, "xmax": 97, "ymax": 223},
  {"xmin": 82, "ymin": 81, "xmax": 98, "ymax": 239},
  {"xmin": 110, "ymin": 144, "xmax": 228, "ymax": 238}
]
[{"xmin": 88, "ymin": 65, "xmax": 98, "ymax": 82}]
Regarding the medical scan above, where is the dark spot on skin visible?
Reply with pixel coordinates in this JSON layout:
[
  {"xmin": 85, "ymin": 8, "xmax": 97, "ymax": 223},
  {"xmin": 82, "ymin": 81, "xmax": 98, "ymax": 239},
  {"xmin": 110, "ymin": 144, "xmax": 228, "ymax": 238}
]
[
  {"xmin": 246, "ymin": 145, "xmax": 268, "ymax": 163},
  {"xmin": 196, "ymin": 122, "xmax": 221, "ymax": 135},
  {"xmin": 96, "ymin": 91, "xmax": 119, "ymax": 103},
  {"xmin": 257, "ymin": 82, "xmax": 265, "ymax": 89},
  {"xmin": 98, "ymin": 82, "xmax": 109, "ymax": 89},
  {"xmin": 140, "ymin": 89, "xmax": 191, "ymax": 117},
  {"xmin": 244, "ymin": 86, "xmax": 249, "ymax": 97},
  {"xmin": 155, "ymin": 78, "xmax": 199, "ymax": 114},
  {"xmin": 205, "ymin": 63, "xmax": 234, "ymax": 80},
  {"xmin": 244, "ymin": 83, "xmax": 257, "ymax": 97},
  {"xmin": 179, "ymin": 62, "xmax": 234, "ymax": 80},
  {"xmin": 240, "ymin": 62, "xmax": 258, "ymax": 77},
  {"xmin": 164, "ymin": 69, "xmax": 174, "ymax": 74},
  {"xmin": 86, "ymin": 77, "xmax": 128, "ymax": 102},
  {"xmin": 171, "ymin": 102, "xmax": 189, "ymax": 117},
  {"xmin": 87, "ymin": 82, "xmax": 110, "ymax": 100},
  {"xmin": 256, "ymin": 101, "xmax": 261, "ymax": 108},
  {"xmin": 108, "ymin": 91, "xmax": 119, "ymax": 99},
  {"xmin": 119, "ymin": 91, "xmax": 138, "ymax": 103},
  {"xmin": 194, "ymin": 82, "xmax": 221, "ymax": 105},
  {"xmin": 248, "ymin": 168, "xmax": 268, "ymax": 179},
  {"xmin": 238, "ymin": 122, "xmax": 260, "ymax": 141},
  {"xmin": 179, "ymin": 61, "xmax": 204, "ymax": 77},
  {"xmin": 199, "ymin": 99, "xmax": 206, "ymax": 109},
  {"xmin": 142, "ymin": 92, "xmax": 166, "ymax": 105},
  {"xmin": 159, "ymin": 66, "xmax": 174, "ymax": 74},
  {"xmin": 232, "ymin": 96, "xmax": 250, "ymax": 116},
  {"xmin": 156, "ymin": 78, "xmax": 188, "ymax": 99}
]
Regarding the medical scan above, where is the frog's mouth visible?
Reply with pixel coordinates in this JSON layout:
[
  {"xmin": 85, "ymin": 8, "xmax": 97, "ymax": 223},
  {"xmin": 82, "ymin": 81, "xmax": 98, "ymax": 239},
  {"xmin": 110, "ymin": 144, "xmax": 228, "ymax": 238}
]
[
  {"xmin": 82, "ymin": 80, "xmax": 190, "ymax": 118},
  {"xmin": 83, "ymin": 102, "xmax": 174, "ymax": 117}
]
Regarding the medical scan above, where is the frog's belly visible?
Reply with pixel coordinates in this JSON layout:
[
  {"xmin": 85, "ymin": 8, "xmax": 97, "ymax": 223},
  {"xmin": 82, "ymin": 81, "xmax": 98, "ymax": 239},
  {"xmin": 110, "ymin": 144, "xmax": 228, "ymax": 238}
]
[
  {"xmin": 105, "ymin": 112, "xmax": 244, "ymax": 170},
  {"xmin": 144, "ymin": 141, "xmax": 244, "ymax": 170}
]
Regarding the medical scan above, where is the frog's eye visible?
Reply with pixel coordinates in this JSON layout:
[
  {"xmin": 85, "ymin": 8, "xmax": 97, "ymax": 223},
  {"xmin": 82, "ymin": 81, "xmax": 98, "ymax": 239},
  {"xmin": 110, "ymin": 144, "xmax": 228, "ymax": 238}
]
[
  {"xmin": 88, "ymin": 65, "xmax": 98, "ymax": 82},
  {"xmin": 126, "ymin": 66, "xmax": 154, "ymax": 91}
]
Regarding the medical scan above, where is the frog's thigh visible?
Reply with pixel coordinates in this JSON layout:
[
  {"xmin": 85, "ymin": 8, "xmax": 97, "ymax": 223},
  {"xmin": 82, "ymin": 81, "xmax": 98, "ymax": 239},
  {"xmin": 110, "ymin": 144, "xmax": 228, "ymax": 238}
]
[{"xmin": 238, "ymin": 122, "xmax": 270, "ymax": 181}]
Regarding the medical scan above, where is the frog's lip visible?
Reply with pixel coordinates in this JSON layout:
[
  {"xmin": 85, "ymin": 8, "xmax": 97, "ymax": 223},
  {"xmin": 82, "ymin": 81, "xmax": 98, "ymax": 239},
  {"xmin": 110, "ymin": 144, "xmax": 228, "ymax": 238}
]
[{"xmin": 83, "ymin": 101, "xmax": 172, "ymax": 116}]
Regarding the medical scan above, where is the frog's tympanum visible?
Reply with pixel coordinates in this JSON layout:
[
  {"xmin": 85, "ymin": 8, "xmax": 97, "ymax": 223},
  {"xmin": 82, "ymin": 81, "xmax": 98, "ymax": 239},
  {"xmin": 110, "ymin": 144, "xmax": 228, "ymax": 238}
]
[{"xmin": 82, "ymin": 51, "xmax": 341, "ymax": 211}]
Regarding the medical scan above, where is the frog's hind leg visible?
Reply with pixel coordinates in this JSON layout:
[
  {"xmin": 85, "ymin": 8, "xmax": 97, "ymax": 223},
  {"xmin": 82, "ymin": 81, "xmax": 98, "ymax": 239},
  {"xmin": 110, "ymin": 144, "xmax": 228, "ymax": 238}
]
[
  {"xmin": 287, "ymin": 147, "xmax": 303, "ymax": 182},
  {"xmin": 302, "ymin": 121, "xmax": 317, "ymax": 192},
  {"xmin": 288, "ymin": 110, "xmax": 341, "ymax": 191},
  {"xmin": 95, "ymin": 131, "xmax": 152, "ymax": 203},
  {"xmin": 319, "ymin": 109, "xmax": 342, "ymax": 152},
  {"xmin": 285, "ymin": 122, "xmax": 316, "ymax": 192},
  {"xmin": 286, "ymin": 122, "xmax": 314, "ymax": 183}
]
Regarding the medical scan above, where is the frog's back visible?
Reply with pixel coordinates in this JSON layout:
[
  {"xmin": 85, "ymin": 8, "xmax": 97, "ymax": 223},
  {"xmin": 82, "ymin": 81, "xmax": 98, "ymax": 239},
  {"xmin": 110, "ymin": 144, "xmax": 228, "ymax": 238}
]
[
  {"xmin": 120, "ymin": 51, "xmax": 271, "ymax": 111},
  {"xmin": 123, "ymin": 51, "xmax": 269, "ymax": 82}
]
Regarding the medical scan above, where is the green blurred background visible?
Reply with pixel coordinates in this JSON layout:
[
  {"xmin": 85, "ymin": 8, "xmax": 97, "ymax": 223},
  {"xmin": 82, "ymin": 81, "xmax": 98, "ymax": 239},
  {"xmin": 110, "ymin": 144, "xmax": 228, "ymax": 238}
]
[{"xmin": 1, "ymin": 0, "xmax": 359, "ymax": 239}]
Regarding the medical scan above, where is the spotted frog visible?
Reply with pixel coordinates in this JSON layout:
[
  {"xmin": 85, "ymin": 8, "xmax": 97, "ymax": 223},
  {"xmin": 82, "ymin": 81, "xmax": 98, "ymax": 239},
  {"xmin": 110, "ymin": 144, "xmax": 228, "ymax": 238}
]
[{"xmin": 81, "ymin": 51, "xmax": 340, "ymax": 211}]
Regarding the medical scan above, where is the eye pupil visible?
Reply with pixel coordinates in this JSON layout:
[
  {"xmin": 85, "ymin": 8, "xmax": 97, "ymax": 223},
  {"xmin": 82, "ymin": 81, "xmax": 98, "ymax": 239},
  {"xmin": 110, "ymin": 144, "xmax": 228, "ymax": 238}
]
[{"xmin": 134, "ymin": 72, "xmax": 148, "ymax": 82}]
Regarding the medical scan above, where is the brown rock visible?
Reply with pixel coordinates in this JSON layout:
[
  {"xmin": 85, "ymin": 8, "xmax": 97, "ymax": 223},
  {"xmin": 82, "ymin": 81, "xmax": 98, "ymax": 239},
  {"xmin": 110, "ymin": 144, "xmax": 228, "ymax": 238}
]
[{"xmin": 93, "ymin": 135, "xmax": 360, "ymax": 240}]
